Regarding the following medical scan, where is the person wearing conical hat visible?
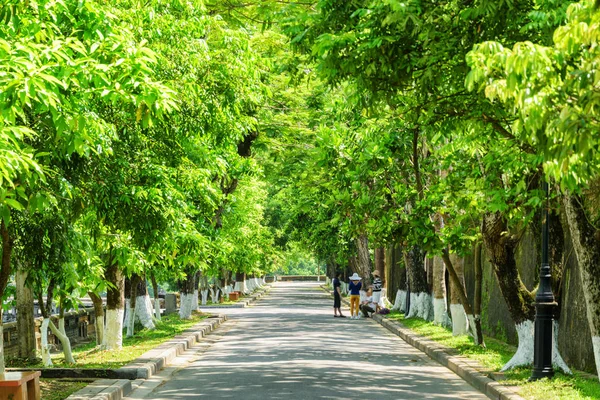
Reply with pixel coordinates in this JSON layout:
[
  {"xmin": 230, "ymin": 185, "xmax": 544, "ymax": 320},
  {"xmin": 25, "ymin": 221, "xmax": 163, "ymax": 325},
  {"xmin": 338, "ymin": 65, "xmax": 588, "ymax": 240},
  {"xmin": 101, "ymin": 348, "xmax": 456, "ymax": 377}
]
[{"xmin": 348, "ymin": 273, "xmax": 362, "ymax": 319}]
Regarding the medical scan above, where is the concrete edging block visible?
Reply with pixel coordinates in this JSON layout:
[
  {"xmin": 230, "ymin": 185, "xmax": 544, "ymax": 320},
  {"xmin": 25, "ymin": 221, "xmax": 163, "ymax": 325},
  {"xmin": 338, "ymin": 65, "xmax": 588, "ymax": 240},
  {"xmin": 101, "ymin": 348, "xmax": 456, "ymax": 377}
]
[{"xmin": 67, "ymin": 315, "xmax": 228, "ymax": 399}]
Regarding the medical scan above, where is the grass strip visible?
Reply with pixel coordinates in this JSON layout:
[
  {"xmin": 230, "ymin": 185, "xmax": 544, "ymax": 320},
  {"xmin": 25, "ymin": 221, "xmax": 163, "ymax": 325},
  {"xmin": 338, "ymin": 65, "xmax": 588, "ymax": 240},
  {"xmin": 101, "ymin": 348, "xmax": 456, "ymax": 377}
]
[
  {"xmin": 387, "ymin": 312, "xmax": 600, "ymax": 400},
  {"xmin": 40, "ymin": 378, "xmax": 88, "ymax": 400},
  {"xmin": 10, "ymin": 312, "xmax": 208, "ymax": 369}
]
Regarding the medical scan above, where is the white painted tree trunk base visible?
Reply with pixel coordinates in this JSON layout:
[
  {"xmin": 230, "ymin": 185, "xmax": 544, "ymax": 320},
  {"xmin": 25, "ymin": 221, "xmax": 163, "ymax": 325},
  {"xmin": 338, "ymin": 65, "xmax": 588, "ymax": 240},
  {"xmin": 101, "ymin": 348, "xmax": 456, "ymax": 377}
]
[
  {"xmin": 341, "ymin": 282, "xmax": 349, "ymax": 296},
  {"xmin": 124, "ymin": 298, "xmax": 130, "ymax": 325},
  {"xmin": 450, "ymin": 303, "xmax": 469, "ymax": 336},
  {"xmin": 592, "ymin": 336, "xmax": 600, "ymax": 381},
  {"xmin": 95, "ymin": 316, "xmax": 104, "ymax": 347},
  {"xmin": 201, "ymin": 290, "xmax": 209, "ymax": 306},
  {"xmin": 433, "ymin": 298, "xmax": 451, "ymax": 327},
  {"xmin": 103, "ymin": 309, "xmax": 124, "ymax": 350},
  {"xmin": 179, "ymin": 293, "xmax": 194, "ymax": 319},
  {"xmin": 0, "ymin": 322, "xmax": 5, "ymax": 376},
  {"xmin": 126, "ymin": 299, "xmax": 136, "ymax": 338},
  {"xmin": 49, "ymin": 319, "xmax": 75, "ymax": 364},
  {"xmin": 41, "ymin": 318, "xmax": 53, "ymax": 367},
  {"xmin": 392, "ymin": 289, "xmax": 406, "ymax": 312},
  {"xmin": 406, "ymin": 292, "xmax": 433, "ymax": 321},
  {"xmin": 154, "ymin": 298, "xmax": 161, "ymax": 321},
  {"xmin": 553, "ymin": 322, "xmax": 572, "ymax": 374},
  {"xmin": 467, "ymin": 314, "xmax": 482, "ymax": 345},
  {"xmin": 501, "ymin": 320, "xmax": 571, "ymax": 373},
  {"xmin": 210, "ymin": 288, "xmax": 220, "ymax": 303},
  {"xmin": 192, "ymin": 290, "xmax": 199, "ymax": 311},
  {"xmin": 136, "ymin": 295, "xmax": 155, "ymax": 330}
]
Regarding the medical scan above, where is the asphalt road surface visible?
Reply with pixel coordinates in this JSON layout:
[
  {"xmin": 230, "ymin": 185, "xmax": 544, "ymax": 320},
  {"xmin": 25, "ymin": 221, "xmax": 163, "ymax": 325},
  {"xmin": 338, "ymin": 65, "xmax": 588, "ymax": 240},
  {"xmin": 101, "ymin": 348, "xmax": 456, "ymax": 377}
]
[{"xmin": 126, "ymin": 281, "xmax": 488, "ymax": 399}]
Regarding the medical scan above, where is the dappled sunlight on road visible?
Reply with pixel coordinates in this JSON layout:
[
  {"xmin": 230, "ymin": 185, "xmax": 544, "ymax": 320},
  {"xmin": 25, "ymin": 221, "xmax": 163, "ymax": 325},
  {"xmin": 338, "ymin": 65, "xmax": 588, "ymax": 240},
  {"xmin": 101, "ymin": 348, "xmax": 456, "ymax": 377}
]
[{"xmin": 141, "ymin": 282, "xmax": 487, "ymax": 399}]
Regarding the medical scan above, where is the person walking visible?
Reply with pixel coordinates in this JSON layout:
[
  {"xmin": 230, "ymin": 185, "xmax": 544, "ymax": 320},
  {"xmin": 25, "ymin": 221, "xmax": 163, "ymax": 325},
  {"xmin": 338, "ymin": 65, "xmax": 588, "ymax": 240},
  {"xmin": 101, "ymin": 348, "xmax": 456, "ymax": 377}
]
[
  {"xmin": 348, "ymin": 273, "xmax": 362, "ymax": 319},
  {"xmin": 332, "ymin": 272, "xmax": 346, "ymax": 318}
]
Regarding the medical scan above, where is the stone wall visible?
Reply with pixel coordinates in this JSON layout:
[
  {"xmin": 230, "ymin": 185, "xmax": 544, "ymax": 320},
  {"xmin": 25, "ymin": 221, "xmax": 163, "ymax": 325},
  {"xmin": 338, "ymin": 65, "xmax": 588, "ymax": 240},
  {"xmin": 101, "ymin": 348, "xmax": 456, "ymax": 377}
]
[
  {"xmin": 3, "ymin": 308, "xmax": 96, "ymax": 358},
  {"xmin": 278, "ymin": 275, "xmax": 325, "ymax": 281},
  {"xmin": 461, "ymin": 227, "xmax": 595, "ymax": 373},
  {"xmin": 383, "ymin": 226, "xmax": 596, "ymax": 373}
]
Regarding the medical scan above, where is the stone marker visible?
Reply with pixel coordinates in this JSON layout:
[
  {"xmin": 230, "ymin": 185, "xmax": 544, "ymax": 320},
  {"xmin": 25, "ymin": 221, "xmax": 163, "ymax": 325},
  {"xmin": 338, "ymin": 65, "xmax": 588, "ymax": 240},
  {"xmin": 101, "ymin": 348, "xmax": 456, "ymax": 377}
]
[{"xmin": 165, "ymin": 294, "xmax": 177, "ymax": 315}]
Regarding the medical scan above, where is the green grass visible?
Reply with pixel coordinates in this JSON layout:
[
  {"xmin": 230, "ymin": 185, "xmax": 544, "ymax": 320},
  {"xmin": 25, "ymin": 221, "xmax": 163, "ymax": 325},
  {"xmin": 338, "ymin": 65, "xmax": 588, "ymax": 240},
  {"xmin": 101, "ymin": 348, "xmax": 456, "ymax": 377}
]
[
  {"xmin": 205, "ymin": 299, "xmax": 242, "ymax": 306},
  {"xmin": 387, "ymin": 312, "xmax": 600, "ymax": 400},
  {"xmin": 40, "ymin": 378, "xmax": 88, "ymax": 400},
  {"xmin": 9, "ymin": 312, "xmax": 208, "ymax": 369}
]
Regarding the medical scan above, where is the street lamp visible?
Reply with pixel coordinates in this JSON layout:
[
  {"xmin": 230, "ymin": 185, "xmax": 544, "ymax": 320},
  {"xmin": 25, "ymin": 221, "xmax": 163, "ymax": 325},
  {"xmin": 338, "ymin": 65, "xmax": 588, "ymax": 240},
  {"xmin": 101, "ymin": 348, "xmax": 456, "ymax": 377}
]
[{"xmin": 530, "ymin": 180, "xmax": 556, "ymax": 381}]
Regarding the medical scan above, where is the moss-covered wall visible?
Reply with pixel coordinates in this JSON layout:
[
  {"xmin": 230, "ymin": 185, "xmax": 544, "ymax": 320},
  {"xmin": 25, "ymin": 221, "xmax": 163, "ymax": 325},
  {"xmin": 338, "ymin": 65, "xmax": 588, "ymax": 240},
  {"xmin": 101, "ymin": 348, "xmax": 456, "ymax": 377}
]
[{"xmin": 463, "ymin": 227, "xmax": 596, "ymax": 373}]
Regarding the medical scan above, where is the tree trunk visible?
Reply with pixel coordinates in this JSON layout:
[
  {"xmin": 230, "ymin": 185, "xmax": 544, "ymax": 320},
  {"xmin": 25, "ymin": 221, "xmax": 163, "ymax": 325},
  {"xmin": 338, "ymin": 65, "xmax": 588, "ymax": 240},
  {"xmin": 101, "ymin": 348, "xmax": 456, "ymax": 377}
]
[
  {"xmin": 234, "ymin": 271, "xmax": 247, "ymax": 294},
  {"xmin": 387, "ymin": 245, "xmax": 407, "ymax": 312},
  {"xmin": 0, "ymin": 311, "xmax": 5, "ymax": 378},
  {"xmin": 432, "ymin": 256, "xmax": 450, "ymax": 327},
  {"xmin": 375, "ymin": 247, "xmax": 385, "ymax": 283},
  {"xmin": 449, "ymin": 254, "xmax": 469, "ymax": 336},
  {"xmin": 134, "ymin": 274, "xmax": 155, "ymax": 330},
  {"xmin": 179, "ymin": 267, "xmax": 196, "ymax": 319},
  {"xmin": 49, "ymin": 318, "xmax": 75, "ymax": 364},
  {"xmin": 16, "ymin": 269, "xmax": 36, "ymax": 360},
  {"xmin": 482, "ymin": 212, "xmax": 550, "ymax": 366},
  {"xmin": 355, "ymin": 234, "xmax": 372, "ymax": 287},
  {"xmin": 151, "ymin": 273, "xmax": 161, "ymax": 321},
  {"xmin": 563, "ymin": 193, "xmax": 600, "ymax": 380},
  {"xmin": 0, "ymin": 221, "xmax": 14, "ymax": 373},
  {"xmin": 473, "ymin": 243, "xmax": 484, "ymax": 345},
  {"xmin": 126, "ymin": 275, "xmax": 138, "ymax": 338},
  {"xmin": 104, "ymin": 262, "xmax": 124, "ymax": 350},
  {"xmin": 41, "ymin": 318, "xmax": 52, "ymax": 366},
  {"xmin": 404, "ymin": 245, "xmax": 432, "ymax": 320},
  {"xmin": 442, "ymin": 250, "xmax": 485, "ymax": 346},
  {"xmin": 89, "ymin": 291, "xmax": 104, "ymax": 346}
]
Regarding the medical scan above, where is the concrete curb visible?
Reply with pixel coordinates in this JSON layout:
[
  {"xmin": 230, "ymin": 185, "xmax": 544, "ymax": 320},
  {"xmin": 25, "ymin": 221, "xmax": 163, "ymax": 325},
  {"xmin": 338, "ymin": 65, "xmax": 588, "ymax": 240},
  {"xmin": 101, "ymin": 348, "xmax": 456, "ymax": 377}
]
[
  {"xmin": 66, "ymin": 285, "xmax": 272, "ymax": 399},
  {"xmin": 66, "ymin": 315, "xmax": 227, "ymax": 400},
  {"xmin": 321, "ymin": 285, "xmax": 524, "ymax": 400},
  {"xmin": 66, "ymin": 379, "xmax": 132, "ymax": 400},
  {"xmin": 117, "ymin": 315, "xmax": 227, "ymax": 379}
]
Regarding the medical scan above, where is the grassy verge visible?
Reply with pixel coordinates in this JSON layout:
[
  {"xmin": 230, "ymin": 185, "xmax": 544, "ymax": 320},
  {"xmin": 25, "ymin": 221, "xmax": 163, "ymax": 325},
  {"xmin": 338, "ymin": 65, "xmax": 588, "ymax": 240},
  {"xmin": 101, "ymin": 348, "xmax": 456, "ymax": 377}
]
[
  {"xmin": 9, "ymin": 312, "xmax": 208, "ymax": 369},
  {"xmin": 205, "ymin": 299, "xmax": 242, "ymax": 306},
  {"xmin": 40, "ymin": 378, "xmax": 88, "ymax": 400},
  {"xmin": 387, "ymin": 312, "xmax": 600, "ymax": 400}
]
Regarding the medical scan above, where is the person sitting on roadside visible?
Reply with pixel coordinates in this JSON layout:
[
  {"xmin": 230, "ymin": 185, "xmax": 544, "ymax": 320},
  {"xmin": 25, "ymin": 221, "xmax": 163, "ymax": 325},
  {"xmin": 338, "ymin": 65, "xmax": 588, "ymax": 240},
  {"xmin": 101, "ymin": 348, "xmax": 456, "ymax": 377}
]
[{"xmin": 360, "ymin": 288, "xmax": 378, "ymax": 318}]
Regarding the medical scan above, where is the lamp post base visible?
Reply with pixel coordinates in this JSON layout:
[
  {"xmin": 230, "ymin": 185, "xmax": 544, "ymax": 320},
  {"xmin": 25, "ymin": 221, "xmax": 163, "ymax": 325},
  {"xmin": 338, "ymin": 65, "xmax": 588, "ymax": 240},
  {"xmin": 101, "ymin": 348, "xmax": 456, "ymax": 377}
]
[{"xmin": 529, "ymin": 301, "xmax": 556, "ymax": 381}]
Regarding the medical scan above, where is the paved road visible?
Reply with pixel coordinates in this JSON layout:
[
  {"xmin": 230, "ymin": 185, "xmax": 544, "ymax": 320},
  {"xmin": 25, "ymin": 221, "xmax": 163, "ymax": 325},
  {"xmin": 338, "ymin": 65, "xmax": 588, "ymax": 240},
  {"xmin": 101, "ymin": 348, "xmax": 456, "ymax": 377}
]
[{"xmin": 127, "ymin": 282, "xmax": 488, "ymax": 399}]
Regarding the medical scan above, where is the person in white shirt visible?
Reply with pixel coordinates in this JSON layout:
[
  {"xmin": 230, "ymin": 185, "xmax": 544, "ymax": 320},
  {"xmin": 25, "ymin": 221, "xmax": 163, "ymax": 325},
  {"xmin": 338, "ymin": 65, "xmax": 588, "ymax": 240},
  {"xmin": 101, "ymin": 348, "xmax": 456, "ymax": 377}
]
[
  {"xmin": 359, "ymin": 288, "xmax": 378, "ymax": 318},
  {"xmin": 371, "ymin": 270, "xmax": 382, "ymax": 312}
]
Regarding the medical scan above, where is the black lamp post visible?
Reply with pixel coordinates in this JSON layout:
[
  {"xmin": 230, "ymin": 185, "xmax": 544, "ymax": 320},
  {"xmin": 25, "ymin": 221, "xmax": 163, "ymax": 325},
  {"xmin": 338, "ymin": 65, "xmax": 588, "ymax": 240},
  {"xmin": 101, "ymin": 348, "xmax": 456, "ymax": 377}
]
[{"xmin": 530, "ymin": 180, "xmax": 556, "ymax": 381}]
